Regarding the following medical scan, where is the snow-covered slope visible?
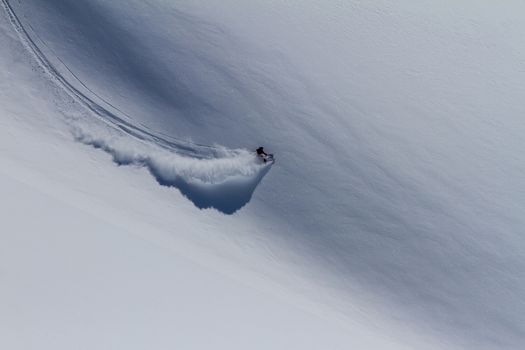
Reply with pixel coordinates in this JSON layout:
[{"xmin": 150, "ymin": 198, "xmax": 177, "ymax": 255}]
[
  {"xmin": 0, "ymin": 4, "xmax": 417, "ymax": 349},
  {"xmin": 1, "ymin": 0, "xmax": 525, "ymax": 349}
]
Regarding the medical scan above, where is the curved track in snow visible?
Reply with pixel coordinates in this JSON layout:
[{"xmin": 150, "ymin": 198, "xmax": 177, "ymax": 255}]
[
  {"xmin": 2, "ymin": 0, "xmax": 214, "ymax": 158},
  {"xmin": 1, "ymin": 0, "xmax": 271, "ymax": 214}
]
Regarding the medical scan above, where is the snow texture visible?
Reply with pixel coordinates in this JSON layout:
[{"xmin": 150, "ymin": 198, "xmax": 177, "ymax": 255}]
[
  {"xmin": 1, "ymin": 0, "xmax": 525, "ymax": 349},
  {"xmin": 73, "ymin": 126, "xmax": 270, "ymax": 214}
]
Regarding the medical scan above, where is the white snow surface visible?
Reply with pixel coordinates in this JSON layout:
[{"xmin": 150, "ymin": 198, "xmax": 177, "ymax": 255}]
[{"xmin": 1, "ymin": 0, "xmax": 525, "ymax": 349}]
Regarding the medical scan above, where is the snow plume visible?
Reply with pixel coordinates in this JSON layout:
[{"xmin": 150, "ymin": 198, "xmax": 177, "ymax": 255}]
[{"xmin": 72, "ymin": 125, "xmax": 270, "ymax": 214}]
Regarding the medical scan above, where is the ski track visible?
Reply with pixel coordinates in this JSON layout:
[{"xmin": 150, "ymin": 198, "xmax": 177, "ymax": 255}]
[
  {"xmin": 1, "ymin": 0, "xmax": 271, "ymax": 213},
  {"xmin": 1, "ymin": 0, "xmax": 210, "ymax": 157}
]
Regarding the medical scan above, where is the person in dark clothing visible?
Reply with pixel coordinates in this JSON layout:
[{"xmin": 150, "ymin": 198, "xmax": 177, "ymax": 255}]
[
  {"xmin": 256, "ymin": 147, "xmax": 267, "ymax": 156},
  {"xmin": 256, "ymin": 146, "xmax": 268, "ymax": 162}
]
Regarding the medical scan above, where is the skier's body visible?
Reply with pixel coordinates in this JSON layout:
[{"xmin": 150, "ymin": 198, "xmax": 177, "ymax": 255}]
[
  {"xmin": 256, "ymin": 147, "xmax": 269, "ymax": 162},
  {"xmin": 256, "ymin": 147, "xmax": 267, "ymax": 157}
]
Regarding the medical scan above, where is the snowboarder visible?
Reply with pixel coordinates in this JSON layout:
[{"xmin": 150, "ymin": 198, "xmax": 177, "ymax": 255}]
[
  {"xmin": 256, "ymin": 146, "xmax": 267, "ymax": 157},
  {"xmin": 256, "ymin": 147, "xmax": 273, "ymax": 163}
]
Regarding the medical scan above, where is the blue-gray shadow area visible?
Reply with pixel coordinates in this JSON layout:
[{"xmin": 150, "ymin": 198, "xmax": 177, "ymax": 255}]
[{"xmin": 149, "ymin": 163, "xmax": 272, "ymax": 214}]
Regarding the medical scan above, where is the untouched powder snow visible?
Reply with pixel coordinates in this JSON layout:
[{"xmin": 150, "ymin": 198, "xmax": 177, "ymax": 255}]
[{"xmin": 2, "ymin": 0, "xmax": 525, "ymax": 349}]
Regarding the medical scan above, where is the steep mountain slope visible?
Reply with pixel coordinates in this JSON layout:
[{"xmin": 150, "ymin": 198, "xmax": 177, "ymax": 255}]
[
  {"xmin": 0, "ymin": 5, "xmax": 420, "ymax": 349},
  {"xmin": 2, "ymin": 0, "xmax": 525, "ymax": 349}
]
